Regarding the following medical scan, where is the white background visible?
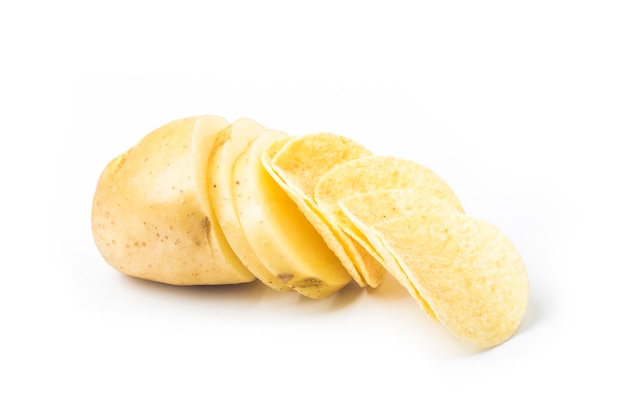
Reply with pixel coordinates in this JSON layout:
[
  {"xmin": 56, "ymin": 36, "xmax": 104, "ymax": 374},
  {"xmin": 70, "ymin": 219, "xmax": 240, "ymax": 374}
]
[{"xmin": 2, "ymin": 1, "xmax": 625, "ymax": 415}]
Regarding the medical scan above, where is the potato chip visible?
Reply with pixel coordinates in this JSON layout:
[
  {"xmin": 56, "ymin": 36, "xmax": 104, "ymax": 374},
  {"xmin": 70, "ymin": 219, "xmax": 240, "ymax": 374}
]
[
  {"xmin": 269, "ymin": 133, "xmax": 373, "ymax": 197},
  {"xmin": 263, "ymin": 133, "xmax": 374, "ymax": 287},
  {"xmin": 315, "ymin": 155, "xmax": 464, "ymax": 214},
  {"xmin": 314, "ymin": 155, "xmax": 465, "ymax": 288},
  {"xmin": 337, "ymin": 188, "xmax": 462, "ymax": 318},
  {"xmin": 338, "ymin": 188, "xmax": 462, "ymax": 238},
  {"xmin": 340, "ymin": 201, "xmax": 529, "ymax": 347}
]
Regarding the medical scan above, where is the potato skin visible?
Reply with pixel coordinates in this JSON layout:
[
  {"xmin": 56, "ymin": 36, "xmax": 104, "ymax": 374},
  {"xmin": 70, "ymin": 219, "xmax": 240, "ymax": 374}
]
[{"xmin": 91, "ymin": 117, "xmax": 253, "ymax": 285}]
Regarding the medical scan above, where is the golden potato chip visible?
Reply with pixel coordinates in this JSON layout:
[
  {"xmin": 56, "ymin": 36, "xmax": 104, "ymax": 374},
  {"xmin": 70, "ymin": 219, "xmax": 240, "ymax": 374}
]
[
  {"xmin": 315, "ymin": 155, "xmax": 464, "ymax": 213},
  {"xmin": 263, "ymin": 133, "xmax": 374, "ymax": 288},
  {"xmin": 338, "ymin": 188, "xmax": 462, "ymax": 238},
  {"xmin": 340, "ymin": 204, "xmax": 529, "ymax": 348},
  {"xmin": 337, "ymin": 188, "xmax": 462, "ymax": 318},
  {"xmin": 269, "ymin": 133, "xmax": 373, "ymax": 197},
  {"xmin": 313, "ymin": 155, "xmax": 465, "ymax": 288}
]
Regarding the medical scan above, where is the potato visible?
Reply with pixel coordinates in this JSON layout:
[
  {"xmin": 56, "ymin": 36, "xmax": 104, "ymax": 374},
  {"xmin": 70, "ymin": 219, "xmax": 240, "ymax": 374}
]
[
  {"xmin": 92, "ymin": 114, "xmax": 530, "ymax": 347},
  {"xmin": 92, "ymin": 116, "xmax": 254, "ymax": 285}
]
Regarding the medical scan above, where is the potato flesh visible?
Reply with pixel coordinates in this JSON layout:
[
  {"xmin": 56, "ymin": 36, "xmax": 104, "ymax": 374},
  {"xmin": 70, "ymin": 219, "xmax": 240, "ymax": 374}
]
[
  {"xmin": 191, "ymin": 116, "xmax": 256, "ymax": 283},
  {"xmin": 207, "ymin": 119, "xmax": 292, "ymax": 292}
]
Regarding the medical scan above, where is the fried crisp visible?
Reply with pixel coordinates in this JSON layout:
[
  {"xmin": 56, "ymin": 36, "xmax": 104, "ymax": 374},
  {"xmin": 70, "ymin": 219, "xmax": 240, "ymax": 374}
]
[
  {"xmin": 314, "ymin": 156, "xmax": 465, "ymax": 288},
  {"xmin": 340, "ymin": 199, "xmax": 529, "ymax": 348}
]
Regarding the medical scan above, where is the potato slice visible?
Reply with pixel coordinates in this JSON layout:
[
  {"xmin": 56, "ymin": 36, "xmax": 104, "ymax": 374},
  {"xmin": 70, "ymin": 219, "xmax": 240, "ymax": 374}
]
[
  {"xmin": 340, "ymin": 197, "xmax": 529, "ymax": 348},
  {"xmin": 263, "ymin": 133, "xmax": 375, "ymax": 288},
  {"xmin": 207, "ymin": 119, "xmax": 291, "ymax": 291},
  {"xmin": 92, "ymin": 116, "xmax": 254, "ymax": 285},
  {"xmin": 314, "ymin": 155, "xmax": 465, "ymax": 288},
  {"xmin": 191, "ymin": 116, "xmax": 255, "ymax": 282},
  {"xmin": 232, "ymin": 130, "xmax": 352, "ymax": 298}
]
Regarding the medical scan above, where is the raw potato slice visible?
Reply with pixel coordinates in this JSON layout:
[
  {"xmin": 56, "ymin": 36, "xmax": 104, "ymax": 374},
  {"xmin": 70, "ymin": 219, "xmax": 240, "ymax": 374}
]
[
  {"xmin": 232, "ymin": 130, "xmax": 352, "ymax": 298},
  {"xmin": 191, "ymin": 116, "xmax": 255, "ymax": 283},
  {"xmin": 192, "ymin": 116, "xmax": 228, "ymax": 217},
  {"xmin": 340, "ymin": 200, "xmax": 529, "ymax": 348},
  {"xmin": 207, "ymin": 119, "xmax": 291, "ymax": 291},
  {"xmin": 313, "ymin": 155, "xmax": 465, "ymax": 288},
  {"xmin": 263, "ymin": 133, "xmax": 375, "ymax": 288},
  {"xmin": 92, "ymin": 116, "xmax": 254, "ymax": 285}
]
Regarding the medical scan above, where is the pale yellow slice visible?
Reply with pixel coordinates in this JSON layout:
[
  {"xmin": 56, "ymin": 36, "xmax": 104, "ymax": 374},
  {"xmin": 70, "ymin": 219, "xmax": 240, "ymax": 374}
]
[
  {"xmin": 263, "ymin": 133, "xmax": 375, "ymax": 287},
  {"xmin": 207, "ymin": 118, "xmax": 291, "ymax": 291},
  {"xmin": 191, "ymin": 115, "xmax": 255, "ymax": 283},
  {"xmin": 232, "ymin": 130, "xmax": 352, "ymax": 298}
]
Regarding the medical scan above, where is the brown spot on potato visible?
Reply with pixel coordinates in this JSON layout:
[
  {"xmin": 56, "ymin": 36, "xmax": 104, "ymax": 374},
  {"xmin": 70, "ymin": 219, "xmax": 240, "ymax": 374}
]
[
  {"xmin": 277, "ymin": 273, "xmax": 294, "ymax": 282},
  {"xmin": 293, "ymin": 278, "xmax": 324, "ymax": 288},
  {"xmin": 202, "ymin": 217, "xmax": 210, "ymax": 233}
]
